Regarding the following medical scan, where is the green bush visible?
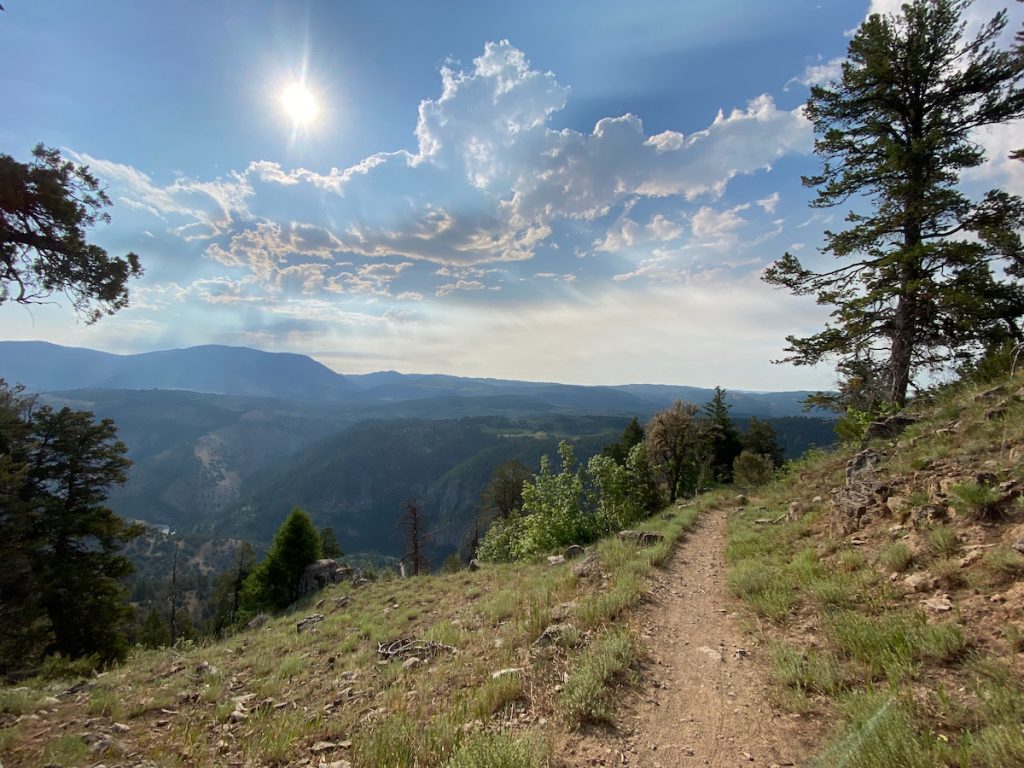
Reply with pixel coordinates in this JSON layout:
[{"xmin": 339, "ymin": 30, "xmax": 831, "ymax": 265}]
[
  {"xmin": 732, "ymin": 450, "xmax": 774, "ymax": 488},
  {"xmin": 241, "ymin": 507, "xmax": 321, "ymax": 613}
]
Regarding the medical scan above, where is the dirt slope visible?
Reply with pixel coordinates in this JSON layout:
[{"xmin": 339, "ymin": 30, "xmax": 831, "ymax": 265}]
[{"xmin": 561, "ymin": 508, "xmax": 819, "ymax": 767}]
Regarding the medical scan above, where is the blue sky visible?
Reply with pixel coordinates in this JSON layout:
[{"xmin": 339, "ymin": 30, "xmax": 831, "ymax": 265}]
[{"xmin": 3, "ymin": 1, "xmax": 1022, "ymax": 389}]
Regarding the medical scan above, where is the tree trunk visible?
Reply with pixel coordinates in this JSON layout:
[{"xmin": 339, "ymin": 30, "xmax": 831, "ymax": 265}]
[{"xmin": 889, "ymin": 295, "xmax": 915, "ymax": 408}]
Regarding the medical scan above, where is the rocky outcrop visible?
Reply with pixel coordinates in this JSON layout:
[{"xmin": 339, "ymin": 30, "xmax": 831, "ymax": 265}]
[
  {"xmin": 298, "ymin": 559, "xmax": 354, "ymax": 595},
  {"xmin": 831, "ymin": 449, "xmax": 889, "ymax": 534}
]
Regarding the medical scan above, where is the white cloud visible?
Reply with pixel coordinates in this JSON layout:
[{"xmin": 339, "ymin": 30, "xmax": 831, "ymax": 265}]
[
  {"xmin": 786, "ymin": 56, "xmax": 844, "ymax": 89},
  {"xmin": 84, "ymin": 40, "xmax": 811, "ymax": 292},
  {"xmin": 756, "ymin": 192, "xmax": 780, "ymax": 214},
  {"xmin": 594, "ymin": 213, "xmax": 684, "ymax": 252}
]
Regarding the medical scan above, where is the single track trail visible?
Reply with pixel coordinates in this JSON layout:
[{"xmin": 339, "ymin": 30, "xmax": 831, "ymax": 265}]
[{"xmin": 560, "ymin": 507, "xmax": 818, "ymax": 767}]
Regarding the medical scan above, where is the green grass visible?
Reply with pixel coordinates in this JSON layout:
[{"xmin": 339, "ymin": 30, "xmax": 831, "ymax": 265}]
[
  {"xmin": 770, "ymin": 642, "xmax": 850, "ymax": 697},
  {"xmin": 926, "ymin": 524, "xmax": 961, "ymax": 558},
  {"xmin": 979, "ymin": 547, "xmax": 1024, "ymax": 585},
  {"xmin": 0, "ymin": 686, "xmax": 47, "ymax": 715},
  {"xmin": 41, "ymin": 734, "xmax": 90, "ymax": 767},
  {"xmin": 444, "ymin": 732, "xmax": 549, "ymax": 768},
  {"xmin": 879, "ymin": 542, "xmax": 914, "ymax": 573},
  {"xmin": 951, "ymin": 482, "xmax": 1002, "ymax": 519},
  {"xmin": 472, "ymin": 672, "xmax": 525, "ymax": 719},
  {"xmin": 560, "ymin": 628, "xmax": 641, "ymax": 726},
  {"xmin": 824, "ymin": 610, "xmax": 965, "ymax": 681}
]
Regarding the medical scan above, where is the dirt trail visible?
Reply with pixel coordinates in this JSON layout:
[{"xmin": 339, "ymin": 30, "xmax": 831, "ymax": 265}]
[{"xmin": 561, "ymin": 507, "xmax": 817, "ymax": 768}]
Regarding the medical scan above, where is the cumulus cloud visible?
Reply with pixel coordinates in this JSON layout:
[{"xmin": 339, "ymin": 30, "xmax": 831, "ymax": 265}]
[
  {"xmin": 86, "ymin": 39, "xmax": 811, "ymax": 306},
  {"xmin": 786, "ymin": 56, "xmax": 844, "ymax": 89},
  {"xmin": 594, "ymin": 214, "xmax": 684, "ymax": 252}
]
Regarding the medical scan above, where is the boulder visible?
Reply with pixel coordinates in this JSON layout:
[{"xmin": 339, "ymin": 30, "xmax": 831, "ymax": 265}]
[
  {"xmin": 831, "ymin": 449, "xmax": 888, "ymax": 534},
  {"xmin": 618, "ymin": 530, "xmax": 665, "ymax": 547},
  {"xmin": 547, "ymin": 555, "xmax": 566, "ymax": 566},
  {"xmin": 468, "ymin": 558, "xmax": 482, "ymax": 571},
  {"xmin": 299, "ymin": 559, "xmax": 354, "ymax": 596},
  {"xmin": 564, "ymin": 544, "xmax": 585, "ymax": 560}
]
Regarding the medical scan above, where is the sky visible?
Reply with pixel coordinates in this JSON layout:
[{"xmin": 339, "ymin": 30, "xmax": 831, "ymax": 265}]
[{"xmin": 2, "ymin": 1, "xmax": 1022, "ymax": 390}]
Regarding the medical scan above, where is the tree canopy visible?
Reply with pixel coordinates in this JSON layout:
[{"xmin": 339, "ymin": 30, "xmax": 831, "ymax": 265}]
[
  {"xmin": 0, "ymin": 381, "xmax": 139, "ymax": 673},
  {"xmin": 764, "ymin": 0, "xmax": 1024, "ymax": 406},
  {"xmin": 241, "ymin": 507, "xmax": 321, "ymax": 614},
  {"xmin": 1, "ymin": 144, "xmax": 142, "ymax": 322}
]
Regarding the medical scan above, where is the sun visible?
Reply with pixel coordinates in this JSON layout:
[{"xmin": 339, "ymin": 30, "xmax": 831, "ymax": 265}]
[{"xmin": 281, "ymin": 82, "xmax": 319, "ymax": 126}]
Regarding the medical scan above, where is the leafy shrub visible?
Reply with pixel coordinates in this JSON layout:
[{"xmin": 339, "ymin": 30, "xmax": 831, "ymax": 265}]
[{"xmin": 732, "ymin": 450, "xmax": 775, "ymax": 488}]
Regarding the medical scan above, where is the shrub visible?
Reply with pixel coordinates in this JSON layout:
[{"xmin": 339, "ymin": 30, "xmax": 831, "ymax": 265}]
[
  {"xmin": 880, "ymin": 542, "xmax": 914, "ymax": 573},
  {"xmin": 732, "ymin": 450, "xmax": 775, "ymax": 488}
]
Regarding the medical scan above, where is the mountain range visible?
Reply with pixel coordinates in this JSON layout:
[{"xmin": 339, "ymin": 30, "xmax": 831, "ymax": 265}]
[
  {"xmin": 0, "ymin": 341, "xmax": 837, "ymax": 560},
  {"xmin": 0, "ymin": 341, "xmax": 825, "ymax": 418}
]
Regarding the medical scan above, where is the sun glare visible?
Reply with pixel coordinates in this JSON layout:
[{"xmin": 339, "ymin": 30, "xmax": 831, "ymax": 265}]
[{"xmin": 281, "ymin": 82, "xmax": 319, "ymax": 126}]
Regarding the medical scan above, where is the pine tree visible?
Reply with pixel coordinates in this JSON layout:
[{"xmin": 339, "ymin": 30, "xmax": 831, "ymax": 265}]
[
  {"xmin": 319, "ymin": 527, "xmax": 343, "ymax": 558},
  {"xmin": 0, "ymin": 381, "xmax": 139, "ymax": 672},
  {"xmin": 241, "ymin": 507, "xmax": 321, "ymax": 613},
  {"xmin": 703, "ymin": 387, "xmax": 742, "ymax": 482},
  {"xmin": 602, "ymin": 417, "xmax": 645, "ymax": 466},
  {"xmin": 764, "ymin": 0, "xmax": 1024, "ymax": 406}
]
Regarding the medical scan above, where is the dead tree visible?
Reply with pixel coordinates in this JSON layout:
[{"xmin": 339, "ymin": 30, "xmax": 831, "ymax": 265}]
[{"xmin": 400, "ymin": 499, "xmax": 428, "ymax": 575}]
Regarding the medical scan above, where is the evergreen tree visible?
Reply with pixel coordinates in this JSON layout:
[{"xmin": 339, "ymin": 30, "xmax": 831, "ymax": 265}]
[
  {"xmin": 400, "ymin": 499, "xmax": 428, "ymax": 575},
  {"xmin": 319, "ymin": 527, "xmax": 343, "ymax": 558},
  {"xmin": 741, "ymin": 417, "xmax": 785, "ymax": 468},
  {"xmin": 1, "ymin": 145, "xmax": 143, "ymax": 322},
  {"xmin": 702, "ymin": 387, "xmax": 742, "ymax": 482},
  {"xmin": 139, "ymin": 607, "xmax": 171, "ymax": 649},
  {"xmin": 209, "ymin": 541, "xmax": 256, "ymax": 633},
  {"xmin": 602, "ymin": 417, "xmax": 645, "ymax": 466},
  {"xmin": 764, "ymin": 0, "xmax": 1024, "ymax": 406},
  {"xmin": 241, "ymin": 507, "xmax": 321, "ymax": 613},
  {"xmin": 0, "ymin": 381, "xmax": 139, "ymax": 672},
  {"xmin": 480, "ymin": 459, "xmax": 531, "ymax": 521}
]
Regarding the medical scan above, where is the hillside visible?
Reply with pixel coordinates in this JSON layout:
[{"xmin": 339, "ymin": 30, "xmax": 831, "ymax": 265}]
[{"xmin": 2, "ymin": 371, "xmax": 1022, "ymax": 767}]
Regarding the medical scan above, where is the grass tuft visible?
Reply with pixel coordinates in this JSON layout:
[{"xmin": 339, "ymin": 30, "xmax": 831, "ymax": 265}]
[{"xmin": 560, "ymin": 628, "xmax": 640, "ymax": 726}]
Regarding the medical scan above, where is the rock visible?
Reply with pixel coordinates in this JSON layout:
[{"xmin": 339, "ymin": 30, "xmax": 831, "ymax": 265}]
[
  {"xmin": 299, "ymin": 559, "xmax": 354, "ymax": 596},
  {"xmin": 831, "ymin": 449, "xmax": 888, "ymax": 534},
  {"xmin": 975, "ymin": 385, "xmax": 1008, "ymax": 402},
  {"xmin": 547, "ymin": 554, "xmax": 566, "ymax": 566},
  {"xmin": 323, "ymin": 761, "xmax": 353, "ymax": 768},
  {"xmin": 812, "ymin": 495, "xmax": 823, "ymax": 504},
  {"xmin": 985, "ymin": 405, "xmax": 1008, "ymax": 420},
  {"xmin": 491, "ymin": 667, "xmax": 524, "ymax": 679},
  {"xmin": 401, "ymin": 656, "xmax": 421, "ymax": 670},
  {"xmin": 229, "ymin": 709, "xmax": 247, "ymax": 723},
  {"xmin": 618, "ymin": 530, "xmax": 665, "ymax": 547},
  {"xmin": 296, "ymin": 614, "xmax": 326, "ymax": 634},
  {"xmin": 245, "ymin": 613, "xmax": 269, "ymax": 631},
  {"xmin": 111, "ymin": 722, "xmax": 130, "ymax": 734},
  {"xmin": 924, "ymin": 594, "xmax": 953, "ymax": 612},
  {"xmin": 468, "ymin": 558, "xmax": 482, "ymax": 571},
  {"xmin": 311, "ymin": 741, "xmax": 338, "ymax": 754},
  {"xmin": 572, "ymin": 553, "xmax": 600, "ymax": 578},
  {"xmin": 564, "ymin": 544, "xmax": 585, "ymax": 560},
  {"xmin": 333, "ymin": 595, "xmax": 351, "ymax": 609},
  {"xmin": 959, "ymin": 550, "xmax": 984, "ymax": 568},
  {"xmin": 902, "ymin": 573, "xmax": 936, "ymax": 593},
  {"xmin": 735, "ymin": 494, "xmax": 749, "ymax": 507},
  {"xmin": 990, "ymin": 593, "xmax": 1007, "ymax": 604},
  {"xmin": 1013, "ymin": 539, "xmax": 1024, "ymax": 555},
  {"xmin": 697, "ymin": 645, "xmax": 724, "ymax": 662},
  {"xmin": 787, "ymin": 502, "xmax": 803, "ymax": 522}
]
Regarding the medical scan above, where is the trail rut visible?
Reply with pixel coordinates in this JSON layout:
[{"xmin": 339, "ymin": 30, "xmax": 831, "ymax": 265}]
[{"xmin": 560, "ymin": 507, "xmax": 818, "ymax": 767}]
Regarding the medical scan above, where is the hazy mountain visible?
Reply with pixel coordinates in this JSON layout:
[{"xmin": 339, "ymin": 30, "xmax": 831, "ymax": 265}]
[
  {"xmin": 1, "ymin": 341, "xmax": 355, "ymax": 400},
  {"xmin": 2, "ymin": 341, "xmax": 826, "ymax": 416}
]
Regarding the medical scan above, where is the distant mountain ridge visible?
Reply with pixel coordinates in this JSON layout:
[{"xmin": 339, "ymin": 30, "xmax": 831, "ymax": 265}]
[{"xmin": 0, "ymin": 341, "xmax": 827, "ymax": 417}]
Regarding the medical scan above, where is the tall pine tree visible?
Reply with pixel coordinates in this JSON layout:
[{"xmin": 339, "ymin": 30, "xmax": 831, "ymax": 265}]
[{"xmin": 765, "ymin": 0, "xmax": 1024, "ymax": 406}]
